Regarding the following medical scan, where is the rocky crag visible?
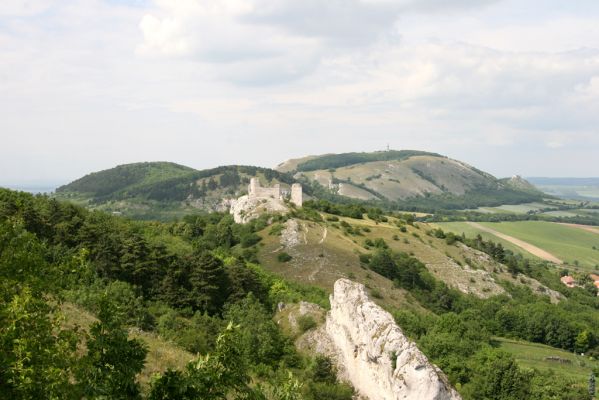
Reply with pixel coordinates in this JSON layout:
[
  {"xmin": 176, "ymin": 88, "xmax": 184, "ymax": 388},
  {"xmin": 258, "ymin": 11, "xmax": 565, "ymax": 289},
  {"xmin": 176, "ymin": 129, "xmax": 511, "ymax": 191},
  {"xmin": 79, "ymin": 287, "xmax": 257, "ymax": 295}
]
[{"xmin": 325, "ymin": 279, "xmax": 462, "ymax": 400}]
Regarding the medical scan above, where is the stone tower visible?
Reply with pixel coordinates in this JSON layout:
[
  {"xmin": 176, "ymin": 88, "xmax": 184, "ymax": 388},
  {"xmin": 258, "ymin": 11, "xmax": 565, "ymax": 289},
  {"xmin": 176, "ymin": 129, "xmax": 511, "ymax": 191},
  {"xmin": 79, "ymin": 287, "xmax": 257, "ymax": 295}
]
[
  {"xmin": 291, "ymin": 183, "xmax": 303, "ymax": 207},
  {"xmin": 249, "ymin": 177, "xmax": 259, "ymax": 197}
]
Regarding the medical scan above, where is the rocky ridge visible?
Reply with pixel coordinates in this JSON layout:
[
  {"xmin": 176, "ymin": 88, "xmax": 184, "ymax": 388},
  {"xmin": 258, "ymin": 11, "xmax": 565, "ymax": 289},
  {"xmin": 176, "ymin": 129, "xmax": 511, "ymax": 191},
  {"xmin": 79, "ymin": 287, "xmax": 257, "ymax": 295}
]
[{"xmin": 325, "ymin": 279, "xmax": 462, "ymax": 400}]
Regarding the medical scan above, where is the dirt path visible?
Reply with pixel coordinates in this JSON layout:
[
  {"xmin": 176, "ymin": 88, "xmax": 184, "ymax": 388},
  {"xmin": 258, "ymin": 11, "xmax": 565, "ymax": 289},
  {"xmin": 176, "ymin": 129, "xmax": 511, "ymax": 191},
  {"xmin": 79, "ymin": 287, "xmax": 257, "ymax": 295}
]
[
  {"xmin": 466, "ymin": 222, "xmax": 563, "ymax": 264},
  {"xmin": 558, "ymin": 223, "xmax": 599, "ymax": 235}
]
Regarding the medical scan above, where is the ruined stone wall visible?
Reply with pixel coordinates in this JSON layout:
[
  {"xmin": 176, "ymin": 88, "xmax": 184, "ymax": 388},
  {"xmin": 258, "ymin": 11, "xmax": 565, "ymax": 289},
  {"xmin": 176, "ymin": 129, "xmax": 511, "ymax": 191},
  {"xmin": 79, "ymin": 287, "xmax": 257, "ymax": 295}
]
[{"xmin": 248, "ymin": 178, "xmax": 281, "ymax": 199}]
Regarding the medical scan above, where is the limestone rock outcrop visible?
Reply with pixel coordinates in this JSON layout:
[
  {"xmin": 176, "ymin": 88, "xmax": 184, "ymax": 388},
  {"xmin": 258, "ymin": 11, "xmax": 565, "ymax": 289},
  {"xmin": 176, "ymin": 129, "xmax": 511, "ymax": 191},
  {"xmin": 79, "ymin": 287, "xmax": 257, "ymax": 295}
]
[
  {"xmin": 326, "ymin": 279, "xmax": 462, "ymax": 400},
  {"xmin": 229, "ymin": 195, "xmax": 288, "ymax": 224}
]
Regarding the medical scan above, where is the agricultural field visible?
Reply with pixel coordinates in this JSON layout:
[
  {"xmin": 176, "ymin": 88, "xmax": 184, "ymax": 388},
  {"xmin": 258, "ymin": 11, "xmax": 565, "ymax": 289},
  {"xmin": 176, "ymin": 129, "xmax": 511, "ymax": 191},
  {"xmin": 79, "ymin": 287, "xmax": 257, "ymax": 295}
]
[
  {"xmin": 497, "ymin": 337, "xmax": 598, "ymax": 395},
  {"xmin": 469, "ymin": 201, "xmax": 557, "ymax": 215},
  {"xmin": 437, "ymin": 221, "xmax": 599, "ymax": 269},
  {"xmin": 434, "ymin": 221, "xmax": 540, "ymax": 259}
]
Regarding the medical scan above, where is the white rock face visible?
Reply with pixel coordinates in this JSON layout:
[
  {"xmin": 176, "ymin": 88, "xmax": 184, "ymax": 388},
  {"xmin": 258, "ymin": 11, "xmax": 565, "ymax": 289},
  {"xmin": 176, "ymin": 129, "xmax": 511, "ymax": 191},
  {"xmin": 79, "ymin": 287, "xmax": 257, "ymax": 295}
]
[
  {"xmin": 326, "ymin": 279, "xmax": 462, "ymax": 400},
  {"xmin": 229, "ymin": 195, "xmax": 288, "ymax": 224}
]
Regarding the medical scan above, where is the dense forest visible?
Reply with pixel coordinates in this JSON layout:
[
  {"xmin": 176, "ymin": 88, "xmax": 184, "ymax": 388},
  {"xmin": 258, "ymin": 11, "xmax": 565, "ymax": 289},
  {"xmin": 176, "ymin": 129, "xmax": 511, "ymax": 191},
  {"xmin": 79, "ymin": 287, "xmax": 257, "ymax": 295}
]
[{"xmin": 1, "ymin": 188, "xmax": 598, "ymax": 399}]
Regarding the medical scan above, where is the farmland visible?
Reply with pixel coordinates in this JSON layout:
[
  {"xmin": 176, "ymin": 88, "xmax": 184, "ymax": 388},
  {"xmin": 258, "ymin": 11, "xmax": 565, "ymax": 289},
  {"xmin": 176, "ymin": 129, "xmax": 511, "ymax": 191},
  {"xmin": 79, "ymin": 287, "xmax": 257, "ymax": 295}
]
[{"xmin": 437, "ymin": 221, "xmax": 599, "ymax": 269}]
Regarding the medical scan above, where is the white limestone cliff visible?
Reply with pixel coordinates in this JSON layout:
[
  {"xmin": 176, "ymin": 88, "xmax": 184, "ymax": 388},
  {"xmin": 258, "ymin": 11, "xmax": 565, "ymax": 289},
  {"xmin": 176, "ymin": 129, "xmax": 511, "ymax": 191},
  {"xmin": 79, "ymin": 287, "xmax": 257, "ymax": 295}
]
[
  {"xmin": 326, "ymin": 279, "xmax": 462, "ymax": 400},
  {"xmin": 229, "ymin": 195, "xmax": 288, "ymax": 224}
]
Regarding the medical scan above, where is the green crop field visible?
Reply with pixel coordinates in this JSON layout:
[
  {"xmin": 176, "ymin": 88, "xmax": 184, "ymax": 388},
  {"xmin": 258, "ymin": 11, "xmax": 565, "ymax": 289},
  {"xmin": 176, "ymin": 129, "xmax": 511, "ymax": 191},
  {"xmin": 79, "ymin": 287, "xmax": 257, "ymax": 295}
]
[
  {"xmin": 434, "ymin": 221, "xmax": 540, "ymax": 259},
  {"xmin": 496, "ymin": 337, "xmax": 598, "ymax": 395},
  {"xmin": 437, "ymin": 221, "xmax": 599, "ymax": 269},
  {"xmin": 477, "ymin": 221, "xmax": 599, "ymax": 269}
]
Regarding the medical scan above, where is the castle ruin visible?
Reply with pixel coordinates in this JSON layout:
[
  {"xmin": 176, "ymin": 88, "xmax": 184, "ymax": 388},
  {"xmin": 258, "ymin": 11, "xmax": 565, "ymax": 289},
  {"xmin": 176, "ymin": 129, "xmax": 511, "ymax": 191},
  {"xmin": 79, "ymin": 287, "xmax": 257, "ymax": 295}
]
[{"xmin": 248, "ymin": 177, "xmax": 302, "ymax": 207}]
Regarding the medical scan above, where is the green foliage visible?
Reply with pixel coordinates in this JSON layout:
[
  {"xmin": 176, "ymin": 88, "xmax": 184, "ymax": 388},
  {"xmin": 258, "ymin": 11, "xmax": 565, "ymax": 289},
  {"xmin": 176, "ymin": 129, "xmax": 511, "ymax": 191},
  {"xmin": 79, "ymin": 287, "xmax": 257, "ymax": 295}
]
[
  {"xmin": 75, "ymin": 297, "xmax": 147, "ymax": 399},
  {"xmin": 159, "ymin": 251, "xmax": 229, "ymax": 314},
  {"xmin": 461, "ymin": 348, "xmax": 532, "ymax": 400},
  {"xmin": 148, "ymin": 323, "xmax": 257, "ymax": 400},
  {"xmin": 223, "ymin": 294, "xmax": 288, "ymax": 367},
  {"xmin": 0, "ymin": 285, "xmax": 79, "ymax": 400},
  {"xmin": 297, "ymin": 315, "xmax": 317, "ymax": 333},
  {"xmin": 278, "ymin": 252, "xmax": 293, "ymax": 263}
]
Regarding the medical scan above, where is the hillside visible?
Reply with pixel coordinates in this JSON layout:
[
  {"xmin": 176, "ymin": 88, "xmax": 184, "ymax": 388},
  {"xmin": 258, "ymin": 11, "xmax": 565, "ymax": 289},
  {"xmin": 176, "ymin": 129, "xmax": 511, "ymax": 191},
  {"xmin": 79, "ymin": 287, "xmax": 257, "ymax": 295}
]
[
  {"xmin": 56, "ymin": 163, "xmax": 296, "ymax": 219},
  {"xmin": 2, "ymin": 188, "xmax": 598, "ymax": 399},
  {"xmin": 278, "ymin": 151, "xmax": 545, "ymax": 209}
]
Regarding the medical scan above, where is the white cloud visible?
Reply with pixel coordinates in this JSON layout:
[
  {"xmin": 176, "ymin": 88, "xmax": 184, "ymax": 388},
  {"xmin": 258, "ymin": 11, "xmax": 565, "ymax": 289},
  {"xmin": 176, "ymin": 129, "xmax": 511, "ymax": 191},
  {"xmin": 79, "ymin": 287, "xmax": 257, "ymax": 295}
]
[
  {"xmin": 1, "ymin": 0, "xmax": 599, "ymax": 182},
  {"xmin": 0, "ymin": 0, "xmax": 56, "ymax": 16}
]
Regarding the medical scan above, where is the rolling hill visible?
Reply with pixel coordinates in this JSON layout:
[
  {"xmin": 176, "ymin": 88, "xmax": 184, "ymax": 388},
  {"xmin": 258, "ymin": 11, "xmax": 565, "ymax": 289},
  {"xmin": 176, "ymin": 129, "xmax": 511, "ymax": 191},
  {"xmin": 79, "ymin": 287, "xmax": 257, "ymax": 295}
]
[
  {"xmin": 278, "ymin": 150, "xmax": 545, "ymax": 209},
  {"xmin": 55, "ymin": 150, "xmax": 545, "ymax": 219}
]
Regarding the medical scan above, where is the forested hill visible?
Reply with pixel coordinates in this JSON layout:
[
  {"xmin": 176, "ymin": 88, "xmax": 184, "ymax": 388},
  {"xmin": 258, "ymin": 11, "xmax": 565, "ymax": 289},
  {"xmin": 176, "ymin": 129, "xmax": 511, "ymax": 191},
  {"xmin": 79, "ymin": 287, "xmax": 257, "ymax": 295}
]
[
  {"xmin": 277, "ymin": 150, "xmax": 546, "ymax": 210},
  {"xmin": 56, "ymin": 162, "xmax": 196, "ymax": 196},
  {"xmin": 56, "ymin": 163, "xmax": 295, "ymax": 219}
]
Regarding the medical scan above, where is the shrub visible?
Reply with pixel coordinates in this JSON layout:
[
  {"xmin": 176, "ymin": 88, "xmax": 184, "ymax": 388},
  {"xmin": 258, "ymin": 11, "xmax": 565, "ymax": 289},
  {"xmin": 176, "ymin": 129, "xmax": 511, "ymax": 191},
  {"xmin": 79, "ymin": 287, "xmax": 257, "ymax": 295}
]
[
  {"xmin": 297, "ymin": 315, "xmax": 317, "ymax": 333},
  {"xmin": 278, "ymin": 252, "xmax": 292, "ymax": 263}
]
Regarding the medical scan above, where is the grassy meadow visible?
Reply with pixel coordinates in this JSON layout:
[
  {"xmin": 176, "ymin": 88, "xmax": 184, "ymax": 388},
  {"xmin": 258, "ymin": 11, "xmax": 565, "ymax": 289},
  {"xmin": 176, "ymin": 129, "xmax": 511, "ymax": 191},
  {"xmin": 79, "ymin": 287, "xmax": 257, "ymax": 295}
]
[
  {"xmin": 437, "ymin": 221, "xmax": 599, "ymax": 269},
  {"xmin": 497, "ymin": 337, "xmax": 598, "ymax": 395}
]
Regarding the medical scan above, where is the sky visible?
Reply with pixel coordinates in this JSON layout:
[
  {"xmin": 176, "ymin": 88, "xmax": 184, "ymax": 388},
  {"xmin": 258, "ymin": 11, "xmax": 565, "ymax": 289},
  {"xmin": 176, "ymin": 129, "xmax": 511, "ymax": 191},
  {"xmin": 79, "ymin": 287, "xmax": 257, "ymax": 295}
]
[{"xmin": 1, "ymin": 0, "xmax": 599, "ymax": 186}]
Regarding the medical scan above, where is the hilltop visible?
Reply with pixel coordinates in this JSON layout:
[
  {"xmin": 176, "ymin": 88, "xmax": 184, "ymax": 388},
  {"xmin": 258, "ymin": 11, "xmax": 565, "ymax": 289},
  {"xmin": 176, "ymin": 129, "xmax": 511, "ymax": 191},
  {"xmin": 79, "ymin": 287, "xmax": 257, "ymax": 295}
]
[{"xmin": 277, "ymin": 151, "xmax": 545, "ymax": 210}]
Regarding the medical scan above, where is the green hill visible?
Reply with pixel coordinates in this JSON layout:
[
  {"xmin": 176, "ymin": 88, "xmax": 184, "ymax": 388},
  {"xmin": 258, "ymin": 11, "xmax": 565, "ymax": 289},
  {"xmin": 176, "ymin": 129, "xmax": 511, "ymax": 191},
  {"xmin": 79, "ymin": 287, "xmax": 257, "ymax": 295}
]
[
  {"xmin": 278, "ymin": 151, "xmax": 545, "ymax": 210},
  {"xmin": 56, "ymin": 163, "xmax": 295, "ymax": 219},
  {"xmin": 56, "ymin": 162, "xmax": 196, "ymax": 197}
]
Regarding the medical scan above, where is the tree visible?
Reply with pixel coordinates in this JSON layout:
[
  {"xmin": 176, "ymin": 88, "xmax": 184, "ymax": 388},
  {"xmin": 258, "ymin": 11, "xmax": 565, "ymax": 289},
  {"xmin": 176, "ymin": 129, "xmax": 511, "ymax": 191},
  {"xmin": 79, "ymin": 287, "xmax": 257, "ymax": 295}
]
[
  {"xmin": 75, "ymin": 298, "xmax": 147, "ymax": 399},
  {"xmin": 159, "ymin": 251, "xmax": 229, "ymax": 314},
  {"xmin": 0, "ymin": 285, "xmax": 79, "ymax": 400},
  {"xmin": 149, "ymin": 323, "xmax": 257, "ymax": 400},
  {"xmin": 463, "ymin": 348, "xmax": 531, "ymax": 400},
  {"xmin": 223, "ymin": 294, "xmax": 286, "ymax": 367}
]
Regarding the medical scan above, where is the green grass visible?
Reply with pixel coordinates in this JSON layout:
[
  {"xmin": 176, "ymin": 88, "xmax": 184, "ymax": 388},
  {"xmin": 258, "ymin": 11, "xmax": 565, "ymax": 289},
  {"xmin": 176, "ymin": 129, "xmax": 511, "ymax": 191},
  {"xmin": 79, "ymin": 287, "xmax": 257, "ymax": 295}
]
[
  {"xmin": 437, "ymin": 221, "xmax": 599, "ymax": 269},
  {"xmin": 434, "ymin": 222, "xmax": 536, "ymax": 258},
  {"xmin": 496, "ymin": 337, "xmax": 598, "ymax": 395},
  {"xmin": 477, "ymin": 221, "xmax": 599, "ymax": 269},
  {"xmin": 492, "ymin": 202, "xmax": 553, "ymax": 214},
  {"xmin": 541, "ymin": 210, "xmax": 580, "ymax": 218}
]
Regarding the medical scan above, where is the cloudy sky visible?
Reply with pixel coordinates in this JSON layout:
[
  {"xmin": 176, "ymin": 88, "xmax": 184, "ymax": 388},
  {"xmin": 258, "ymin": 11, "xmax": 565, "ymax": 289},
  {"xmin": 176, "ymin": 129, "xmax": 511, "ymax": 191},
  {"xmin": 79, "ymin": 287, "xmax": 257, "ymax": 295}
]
[{"xmin": 1, "ymin": 0, "xmax": 598, "ymax": 186}]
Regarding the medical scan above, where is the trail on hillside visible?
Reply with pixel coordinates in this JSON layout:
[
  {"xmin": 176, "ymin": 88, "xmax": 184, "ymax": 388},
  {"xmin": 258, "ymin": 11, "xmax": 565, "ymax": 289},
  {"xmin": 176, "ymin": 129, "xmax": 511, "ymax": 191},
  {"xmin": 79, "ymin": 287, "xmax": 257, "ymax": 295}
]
[
  {"xmin": 557, "ymin": 223, "xmax": 599, "ymax": 235},
  {"xmin": 466, "ymin": 222, "xmax": 563, "ymax": 264}
]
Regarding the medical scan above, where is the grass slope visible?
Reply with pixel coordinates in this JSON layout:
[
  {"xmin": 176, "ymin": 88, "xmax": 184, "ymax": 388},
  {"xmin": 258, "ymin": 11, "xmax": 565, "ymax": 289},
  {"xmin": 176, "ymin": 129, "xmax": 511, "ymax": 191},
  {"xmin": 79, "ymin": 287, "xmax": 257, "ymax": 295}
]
[
  {"xmin": 497, "ymin": 337, "xmax": 598, "ymax": 395},
  {"xmin": 257, "ymin": 215, "xmax": 560, "ymax": 307}
]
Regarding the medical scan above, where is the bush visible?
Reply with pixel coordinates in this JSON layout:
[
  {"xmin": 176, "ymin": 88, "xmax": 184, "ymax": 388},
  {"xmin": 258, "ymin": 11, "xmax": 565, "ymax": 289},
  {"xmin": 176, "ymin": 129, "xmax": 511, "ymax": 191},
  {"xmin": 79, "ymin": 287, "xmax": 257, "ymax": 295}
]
[
  {"xmin": 297, "ymin": 315, "xmax": 317, "ymax": 333},
  {"xmin": 278, "ymin": 252, "xmax": 293, "ymax": 263}
]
